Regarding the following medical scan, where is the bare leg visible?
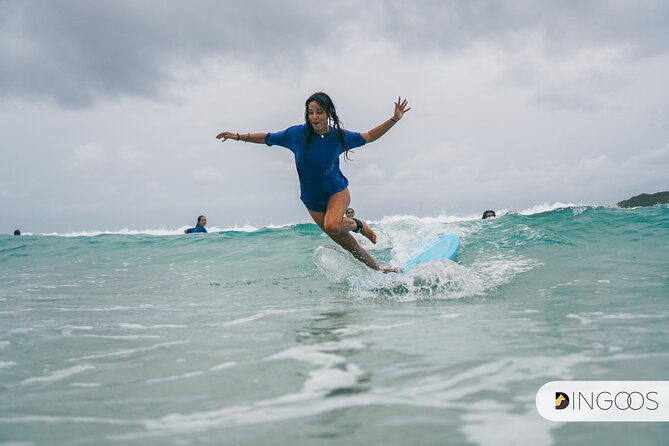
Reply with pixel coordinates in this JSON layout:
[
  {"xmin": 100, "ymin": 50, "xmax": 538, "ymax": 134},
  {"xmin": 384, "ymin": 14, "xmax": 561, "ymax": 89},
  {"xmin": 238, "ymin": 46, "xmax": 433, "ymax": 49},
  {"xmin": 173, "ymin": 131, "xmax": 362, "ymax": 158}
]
[
  {"xmin": 321, "ymin": 189, "xmax": 377, "ymax": 243},
  {"xmin": 308, "ymin": 189, "xmax": 397, "ymax": 272}
]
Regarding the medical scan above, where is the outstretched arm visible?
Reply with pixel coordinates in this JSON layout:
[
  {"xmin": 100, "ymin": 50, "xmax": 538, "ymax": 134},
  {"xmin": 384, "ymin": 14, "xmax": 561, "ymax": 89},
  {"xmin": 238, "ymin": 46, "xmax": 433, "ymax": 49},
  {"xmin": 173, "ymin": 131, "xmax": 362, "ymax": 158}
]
[
  {"xmin": 360, "ymin": 97, "xmax": 411, "ymax": 143},
  {"xmin": 216, "ymin": 131, "xmax": 267, "ymax": 144}
]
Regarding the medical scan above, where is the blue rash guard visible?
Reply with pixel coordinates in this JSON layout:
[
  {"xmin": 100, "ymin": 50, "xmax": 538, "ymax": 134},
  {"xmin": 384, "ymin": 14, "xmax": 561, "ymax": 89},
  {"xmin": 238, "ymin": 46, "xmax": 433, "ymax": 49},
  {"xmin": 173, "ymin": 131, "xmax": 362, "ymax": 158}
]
[
  {"xmin": 265, "ymin": 124, "xmax": 366, "ymax": 212},
  {"xmin": 185, "ymin": 225, "xmax": 207, "ymax": 234}
]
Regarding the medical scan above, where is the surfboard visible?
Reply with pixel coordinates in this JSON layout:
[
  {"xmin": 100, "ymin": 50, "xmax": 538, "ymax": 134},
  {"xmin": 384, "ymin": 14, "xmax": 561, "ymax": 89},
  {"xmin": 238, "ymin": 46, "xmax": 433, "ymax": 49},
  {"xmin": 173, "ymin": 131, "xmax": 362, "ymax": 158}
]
[{"xmin": 401, "ymin": 233, "xmax": 460, "ymax": 274}]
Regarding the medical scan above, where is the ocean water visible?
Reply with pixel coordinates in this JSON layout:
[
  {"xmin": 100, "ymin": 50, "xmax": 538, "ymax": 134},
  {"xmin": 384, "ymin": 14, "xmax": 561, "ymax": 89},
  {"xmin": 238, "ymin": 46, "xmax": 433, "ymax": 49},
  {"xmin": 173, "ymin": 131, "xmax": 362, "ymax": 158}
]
[{"xmin": 1, "ymin": 204, "xmax": 668, "ymax": 445}]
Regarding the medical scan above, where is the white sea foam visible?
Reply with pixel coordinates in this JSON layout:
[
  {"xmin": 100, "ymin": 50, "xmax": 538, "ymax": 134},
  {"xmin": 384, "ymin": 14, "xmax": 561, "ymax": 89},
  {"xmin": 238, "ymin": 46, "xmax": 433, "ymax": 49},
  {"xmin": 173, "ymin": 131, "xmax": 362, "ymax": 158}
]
[
  {"xmin": 32, "ymin": 201, "xmax": 602, "ymax": 236},
  {"xmin": 21, "ymin": 364, "xmax": 95, "ymax": 386},
  {"xmin": 38, "ymin": 223, "xmax": 293, "ymax": 237},
  {"xmin": 314, "ymin": 244, "xmax": 538, "ymax": 301},
  {"xmin": 461, "ymin": 407, "xmax": 557, "ymax": 446},
  {"xmin": 330, "ymin": 321, "xmax": 416, "ymax": 337},
  {"xmin": 391, "ymin": 260, "xmax": 487, "ymax": 301},
  {"xmin": 131, "ymin": 355, "xmax": 606, "ymax": 440},
  {"xmin": 209, "ymin": 309, "xmax": 308, "ymax": 327},
  {"xmin": 136, "ymin": 352, "xmax": 593, "ymax": 439},
  {"xmin": 60, "ymin": 325, "xmax": 93, "ymax": 336},
  {"xmin": 374, "ymin": 212, "xmax": 481, "ymax": 225},
  {"xmin": 82, "ymin": 334, "xmax": 162, "ymax": 340},
  {"xmin": 303, "ymin": 363, "xmax": 365, "ymax": 395},
  {"xmin": 135, "ymin": 340, "xmax": 369, "ymax": 435},
  {"xmin": 74, "ymin": 341, "xmax": 187, "ymax": 361},
  {"xmin": 209, "ymin": 361, "xmax": 237, "ymax": 372},
  {"xmin": 0, "ymin": 415, "xmax": 137, "ymax": 426},
  {"xmin": 469, "ymin": 255, "xmax": 541, "ymax": 290},
  {"xmin": 269, "ymin": 339, "xmax": 365, "ymax": 367},
  {"xmin": 52, "ymin": 304, "xmax": 165, "ymax": 312},
  {"xmin": 516, "ymin": 201, "xmax": 588, "ymax": 215},
  {"xmin": 9, "ymin": 328, "xmax": 34, "ymax": 335},
  {"xmin": 600, "ymin": 313, "xmax": 656, "ymax": 319},
  {"xmin": 145, "ymin": 361, "xmax": 236, "ymax": 384},
  {"xmin": 568, "ymin": 312, "xmax": 658, "ymax": 322},
  {"xmin": 146, "ymin": 371, "xmax": 206, "ymax": 385},
  {"xmin": 218, "ymin": 313, "xmax": 271, "ymax": 327},
  {"xmin": 566, "ymin": 314, "xmax": 593, "ymax": 325},
  {"xmin": 118, "ymin": 323, "xmax": 188, "ymax": 330},
  {"xmin": 269, "ymin": 339, "xmax": 368, "ymax": 403},
  {"xmin": 40, "ymin": 225, "xmax": 245, "ymax": 237}
]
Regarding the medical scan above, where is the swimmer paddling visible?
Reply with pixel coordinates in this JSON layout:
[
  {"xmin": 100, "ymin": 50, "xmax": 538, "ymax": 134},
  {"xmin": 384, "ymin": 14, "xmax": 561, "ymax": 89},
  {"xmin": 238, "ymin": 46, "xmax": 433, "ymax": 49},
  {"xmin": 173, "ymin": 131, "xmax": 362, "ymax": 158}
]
[{"xmin": 216, "ymin": 93, "xmax": 410, "ymax": 272}]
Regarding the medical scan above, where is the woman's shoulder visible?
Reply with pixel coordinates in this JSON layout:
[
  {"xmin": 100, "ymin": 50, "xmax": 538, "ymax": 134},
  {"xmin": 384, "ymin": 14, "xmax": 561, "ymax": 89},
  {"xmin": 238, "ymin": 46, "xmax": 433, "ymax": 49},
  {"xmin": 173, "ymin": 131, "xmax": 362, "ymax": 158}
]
[
  {"xmin": 286, "ymin": 123, "xmax": 307, "ymax": 134},
  {"xmin": 269, "ymin": 124, "xmax": 306, "ymax": 134},
  {"xmin": 284, "ymin": 124, "xmax": 308, "ymax": 142},
  {"xmin": 342, "ymin": 128, "xmax": 366, "ymax": 147},
  {"xmin": 266, "ymin": 124, "xmax": 306, "ymax": 149}
]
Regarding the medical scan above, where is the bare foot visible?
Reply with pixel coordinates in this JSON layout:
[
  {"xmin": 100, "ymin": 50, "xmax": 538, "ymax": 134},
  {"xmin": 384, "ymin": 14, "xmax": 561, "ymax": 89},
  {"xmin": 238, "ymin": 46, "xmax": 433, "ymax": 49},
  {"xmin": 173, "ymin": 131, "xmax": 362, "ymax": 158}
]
[
  {"xmin": 381, "ymin": 266, "xmax": 401, "ymax": 273},
  {"xmin": 360, "ymin": 220, "xmax": 377, "ymax": 244}
]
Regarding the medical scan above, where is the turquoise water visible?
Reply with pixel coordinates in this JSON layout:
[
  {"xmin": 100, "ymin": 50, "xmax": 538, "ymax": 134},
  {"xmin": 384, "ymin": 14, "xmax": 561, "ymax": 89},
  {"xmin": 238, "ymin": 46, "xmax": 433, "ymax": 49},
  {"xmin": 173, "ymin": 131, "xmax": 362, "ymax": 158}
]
[{"xmin": 1, "ymin": 205, "xmax": 668, "ymax": 445}]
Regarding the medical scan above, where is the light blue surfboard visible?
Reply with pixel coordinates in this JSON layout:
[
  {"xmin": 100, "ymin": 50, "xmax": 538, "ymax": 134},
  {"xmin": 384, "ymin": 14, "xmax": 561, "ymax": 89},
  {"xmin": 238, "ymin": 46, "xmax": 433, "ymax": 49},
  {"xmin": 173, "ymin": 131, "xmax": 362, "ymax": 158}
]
[{"xmin": 402, "ymin": 233, "xmax": 460, "ymax": 274}]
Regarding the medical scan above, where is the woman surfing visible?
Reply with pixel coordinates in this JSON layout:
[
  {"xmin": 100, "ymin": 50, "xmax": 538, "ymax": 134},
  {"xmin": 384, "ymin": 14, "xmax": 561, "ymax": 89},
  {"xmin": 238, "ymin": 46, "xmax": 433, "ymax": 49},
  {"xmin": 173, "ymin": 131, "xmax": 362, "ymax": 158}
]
[{"xmin": 216, "ymin": 92, "xmax": 410, "ymax": 272}]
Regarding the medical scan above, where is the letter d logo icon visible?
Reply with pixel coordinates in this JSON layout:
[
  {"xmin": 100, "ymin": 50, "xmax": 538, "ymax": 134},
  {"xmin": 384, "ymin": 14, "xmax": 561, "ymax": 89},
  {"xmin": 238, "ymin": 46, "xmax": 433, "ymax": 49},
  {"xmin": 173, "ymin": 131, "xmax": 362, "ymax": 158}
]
[{"xmin": 555, "ymin": 392, "xmax": 569, "ymax": 410}]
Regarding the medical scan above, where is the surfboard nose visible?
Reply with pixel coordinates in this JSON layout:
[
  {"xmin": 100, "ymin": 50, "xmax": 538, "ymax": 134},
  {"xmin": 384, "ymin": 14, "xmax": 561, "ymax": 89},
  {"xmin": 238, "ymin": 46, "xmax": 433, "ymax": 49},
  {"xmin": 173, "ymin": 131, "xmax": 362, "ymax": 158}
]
[{"xmin": 402, "ymin": 234, "xmax": 460, "ymax": 275}]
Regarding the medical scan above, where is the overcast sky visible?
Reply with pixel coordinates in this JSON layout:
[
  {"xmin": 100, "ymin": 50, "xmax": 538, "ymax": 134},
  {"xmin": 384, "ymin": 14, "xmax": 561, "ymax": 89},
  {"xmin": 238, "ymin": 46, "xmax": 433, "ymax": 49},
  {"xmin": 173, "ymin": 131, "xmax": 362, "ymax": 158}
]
[{"xmin": 1, "ymin": 0, "xmax": 668, "ymax": 233}]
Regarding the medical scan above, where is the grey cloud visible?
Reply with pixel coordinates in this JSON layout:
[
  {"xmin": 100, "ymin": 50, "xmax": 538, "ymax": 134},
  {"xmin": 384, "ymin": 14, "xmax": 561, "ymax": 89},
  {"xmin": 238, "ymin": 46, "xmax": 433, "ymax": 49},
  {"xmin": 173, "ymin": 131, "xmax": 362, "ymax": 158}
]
[
  {"xmin": 0, "ymin": 0, "xmax": 350, "ymax": 107},
  {"xmin": 2, "ymin": 1, "xmax": 669, "ymax": 108},
  {"xmin": 531, "ymin": 90, "xmax": 603, "ymax": 112},
  {"xmin": 379, "ymin": 1, "xmax": 669, "ymax": 57}
]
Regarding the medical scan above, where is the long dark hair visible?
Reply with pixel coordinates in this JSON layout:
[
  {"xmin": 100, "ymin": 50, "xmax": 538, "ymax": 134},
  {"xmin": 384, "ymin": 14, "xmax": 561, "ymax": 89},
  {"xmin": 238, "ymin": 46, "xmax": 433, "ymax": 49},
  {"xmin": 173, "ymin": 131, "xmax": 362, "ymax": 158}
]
[{"xmin": 304, "ymin": 92, "xmax": 350, "ymax": 159}]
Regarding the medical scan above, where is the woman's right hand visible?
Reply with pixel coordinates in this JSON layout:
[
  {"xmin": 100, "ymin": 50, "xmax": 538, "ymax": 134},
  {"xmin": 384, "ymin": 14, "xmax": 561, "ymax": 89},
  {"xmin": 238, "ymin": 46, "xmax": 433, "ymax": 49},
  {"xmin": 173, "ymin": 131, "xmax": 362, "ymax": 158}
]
[{"xmin": 216, "ymin": 131, "xmax": 235, "ymax": 142}]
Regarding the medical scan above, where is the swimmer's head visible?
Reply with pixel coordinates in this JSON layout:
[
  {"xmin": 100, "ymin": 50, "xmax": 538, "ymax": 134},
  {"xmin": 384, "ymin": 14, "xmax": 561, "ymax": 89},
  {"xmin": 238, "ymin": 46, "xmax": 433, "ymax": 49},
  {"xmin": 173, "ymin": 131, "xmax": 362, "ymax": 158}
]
[
  {"xmin": 345, "ymin": 208, "xmax": 355, "ymax": 218},
  {"xmin": 197, "ymin": 215, "xmax": 207, "ymax": 226},
  {"xmin": 482, "ymin": 210, "xmax": 496, "ymax": 219},
  {"xmin": 13, "ymin": 229, "xmax": 21, "ymax": 236}
]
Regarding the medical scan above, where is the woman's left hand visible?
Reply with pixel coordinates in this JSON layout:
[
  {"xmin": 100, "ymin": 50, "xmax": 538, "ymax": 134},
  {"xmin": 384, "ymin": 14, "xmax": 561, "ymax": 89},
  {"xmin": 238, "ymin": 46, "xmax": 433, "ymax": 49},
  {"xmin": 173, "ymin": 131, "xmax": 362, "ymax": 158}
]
[
  {"xmin": 393, "ymin": 97, "xmax": 411, "ymax": 121},
  {"xmin": 216, "ymin": 131, "xmax": 235, "ymax": 142}
]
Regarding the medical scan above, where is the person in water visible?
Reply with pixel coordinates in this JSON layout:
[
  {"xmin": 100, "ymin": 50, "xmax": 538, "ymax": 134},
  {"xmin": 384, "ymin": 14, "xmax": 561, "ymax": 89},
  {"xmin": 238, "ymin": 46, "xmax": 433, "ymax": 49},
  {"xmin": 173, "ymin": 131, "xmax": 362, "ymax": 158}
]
[
  {"xmin": 185, "ymin": 215, "xmax": 208, "ymax": 233},
  {"xmin": 345, "ymin": 208, "xmax": 355, "ymax": 219},
  {"xmin": 13, "ymin": 229, "xmax": 21, "ymax": 236},
  {"xmin": 216, "ymin": 92, "xmax": 410, "ymax": 272},
  {"xmin": 482, "ymin": 210, "xmax": 496, "ymax": 219}
]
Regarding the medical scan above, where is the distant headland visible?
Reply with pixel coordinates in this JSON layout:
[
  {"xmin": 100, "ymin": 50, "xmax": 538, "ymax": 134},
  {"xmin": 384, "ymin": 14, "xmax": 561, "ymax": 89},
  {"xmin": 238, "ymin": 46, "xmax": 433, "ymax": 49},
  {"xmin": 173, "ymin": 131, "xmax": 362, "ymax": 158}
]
[{"xmin": 618, "ymin": 191, "xmax": 669, "ymax": 208}]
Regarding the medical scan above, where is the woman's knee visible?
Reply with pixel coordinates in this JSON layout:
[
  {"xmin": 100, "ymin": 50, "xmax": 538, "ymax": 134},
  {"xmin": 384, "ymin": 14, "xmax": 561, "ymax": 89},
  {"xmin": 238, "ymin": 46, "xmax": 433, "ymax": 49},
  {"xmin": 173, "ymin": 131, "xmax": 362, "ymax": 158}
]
[{"xmin": 324, "ymin": 220, "xmax": 342, "ymax": 235}]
